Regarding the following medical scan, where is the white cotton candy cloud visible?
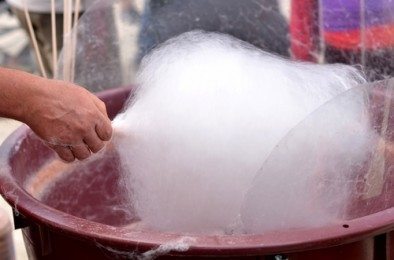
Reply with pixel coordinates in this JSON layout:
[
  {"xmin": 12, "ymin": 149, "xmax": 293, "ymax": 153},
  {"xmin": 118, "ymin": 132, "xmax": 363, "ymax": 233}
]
[{"xmin": 112, "ymin": 30, "xmax": 366, "ymax": 234}]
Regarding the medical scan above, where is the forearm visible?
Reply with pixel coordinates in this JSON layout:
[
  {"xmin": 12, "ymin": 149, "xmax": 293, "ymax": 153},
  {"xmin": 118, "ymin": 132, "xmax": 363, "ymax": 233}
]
[
  {"xmin": 0, "ymin": 67, "xmax": 45, "ymax": 122},
  {"xmin": 0, "ymin": 67, "xmax": 112, "ymax": 161}
]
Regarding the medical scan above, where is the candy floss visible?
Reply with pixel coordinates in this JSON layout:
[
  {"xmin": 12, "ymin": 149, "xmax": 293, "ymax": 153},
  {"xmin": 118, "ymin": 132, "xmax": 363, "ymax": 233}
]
[{"xmin": 112, "ymin": 30, "xmax": 368, "ymax": 234}]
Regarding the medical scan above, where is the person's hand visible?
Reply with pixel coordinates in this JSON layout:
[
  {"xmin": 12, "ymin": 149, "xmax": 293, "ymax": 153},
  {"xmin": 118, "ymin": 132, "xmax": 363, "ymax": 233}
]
[{"xmin": 22, "ymin": 79, "xmax": 113, "ymax": 162}]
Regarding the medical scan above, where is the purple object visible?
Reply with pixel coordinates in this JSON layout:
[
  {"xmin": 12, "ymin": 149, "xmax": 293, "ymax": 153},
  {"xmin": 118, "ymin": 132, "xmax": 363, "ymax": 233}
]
[{"xmin": 322, "ymin": 0, "xmax": 394, "ymax": 31}]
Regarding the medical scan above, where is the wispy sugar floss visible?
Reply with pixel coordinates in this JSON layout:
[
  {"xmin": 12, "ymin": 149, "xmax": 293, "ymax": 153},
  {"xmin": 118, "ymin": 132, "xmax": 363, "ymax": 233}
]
[{"xmin": 112, "ymin": 30, "xmax": 366, "ymax": 234}]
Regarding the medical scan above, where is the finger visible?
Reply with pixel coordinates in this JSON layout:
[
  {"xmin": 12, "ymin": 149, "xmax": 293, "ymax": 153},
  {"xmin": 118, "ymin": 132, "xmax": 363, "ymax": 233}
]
[
  {"xmin": 95, "ymin": 116, "xmax": 113, "ymax": 141},
  {"xmin": 92, "ymin": 97, "xmax": 108, "ymax": 117},
  {"xmin": 49, "ymin": 145, "xmax": 75, "ymax": 162},
  {"xmin": 83, "ymin": 131, "xmax": 105, "ymax": 153},
  {"xmin": 70, "ymin": 144, "xmax": 91, "ymax": 160}
]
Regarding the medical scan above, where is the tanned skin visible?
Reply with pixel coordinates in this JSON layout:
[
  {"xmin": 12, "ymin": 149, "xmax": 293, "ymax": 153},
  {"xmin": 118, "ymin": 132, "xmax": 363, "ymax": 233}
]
[{"xmin": 0, "ymin": 67, "xmax": 113, "ymax": 162}]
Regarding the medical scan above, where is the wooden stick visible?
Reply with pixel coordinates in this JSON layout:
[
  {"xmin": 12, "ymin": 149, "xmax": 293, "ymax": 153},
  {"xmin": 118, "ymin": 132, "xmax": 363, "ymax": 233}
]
[
  {"xmin": 67, "ymin": 0, "xmax": 74, "ymax": 80},
  {"xmin": 73, "ymin": 0, "xmax": 81, "ymax": 29},
  {"xmin": 67, "ymin": 0, "xmax": 73, "ymax": 40},
  {"xmin": 22, "ymin": 0, "xmax": 47, "ymax": 78},
  {"xmin": 51, "ymin": 0, "xmax": 58, "ymax": 78},
  {"xmin": 70, "ymin": 0, "xmax": 81, "ymax": 82},
  {"xmin": 63, "ymin": 0, "xmax": 68, "ymax": 81},
  {"xmin": 63, "ymin": 0, "xmax": 73, "ymax": 81}
]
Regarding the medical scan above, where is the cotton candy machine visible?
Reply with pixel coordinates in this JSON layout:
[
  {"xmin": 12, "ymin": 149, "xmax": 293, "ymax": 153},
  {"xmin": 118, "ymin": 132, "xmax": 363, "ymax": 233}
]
[
  {"xmin": 1, "ymin": 0, "xmax": 394, "ymax": 259},
  {"xmin": 0, "ymin": 79, "xmax": 393, "ymax": 259}
]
